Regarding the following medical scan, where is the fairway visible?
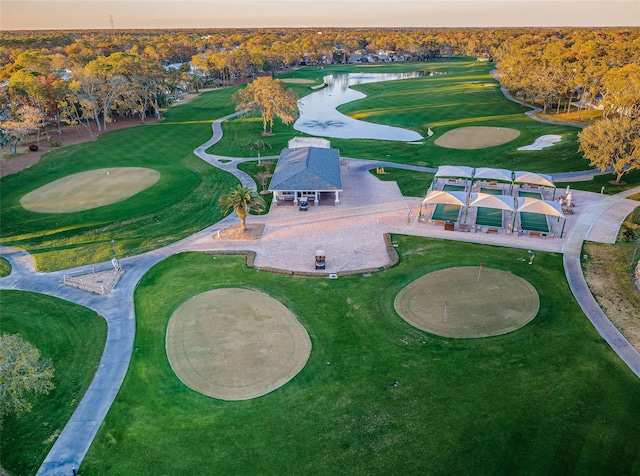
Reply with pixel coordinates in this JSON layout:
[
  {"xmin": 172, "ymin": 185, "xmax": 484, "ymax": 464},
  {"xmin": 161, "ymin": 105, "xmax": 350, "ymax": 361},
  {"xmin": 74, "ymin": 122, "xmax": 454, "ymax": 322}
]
[
  {"xmin": 435, "ymin": 126, "xmax": 520, "ymax": 150},
  {"xmin": 166, "ymin": 288, "xmax": 311, "ymax": 400},
  {"xmin": 19, "ymin": 167, "xmax": 160, "ymax": 213},
  {"xmin": 394, "ymin": 266, "xmax": 539, "ymax": 338}
]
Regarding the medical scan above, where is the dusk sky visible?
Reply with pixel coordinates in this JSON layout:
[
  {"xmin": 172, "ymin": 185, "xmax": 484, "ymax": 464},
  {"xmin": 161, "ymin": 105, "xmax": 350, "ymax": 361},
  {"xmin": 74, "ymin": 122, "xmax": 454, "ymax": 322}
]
[{"xmin": 2, "ymin": 0, "xmax": 639, "ymax": 30}]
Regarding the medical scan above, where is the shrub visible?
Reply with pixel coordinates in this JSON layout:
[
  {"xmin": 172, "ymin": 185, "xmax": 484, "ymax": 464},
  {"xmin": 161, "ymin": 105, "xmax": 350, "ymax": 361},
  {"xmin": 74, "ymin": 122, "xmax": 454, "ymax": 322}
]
[
  {"xmin": 49, "ymin": 140, "xmax": 62, "ymax": 147},
  {"xmin": 28, "ymin": 144, "xmax": 39, "ymax": 151}
]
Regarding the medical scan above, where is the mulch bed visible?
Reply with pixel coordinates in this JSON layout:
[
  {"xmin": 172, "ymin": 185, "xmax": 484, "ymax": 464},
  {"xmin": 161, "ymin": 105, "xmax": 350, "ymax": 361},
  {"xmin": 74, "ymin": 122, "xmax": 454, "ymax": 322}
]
[{"xmin": 214, "ymin": 223, "xmax": 265, "ymax": 240}]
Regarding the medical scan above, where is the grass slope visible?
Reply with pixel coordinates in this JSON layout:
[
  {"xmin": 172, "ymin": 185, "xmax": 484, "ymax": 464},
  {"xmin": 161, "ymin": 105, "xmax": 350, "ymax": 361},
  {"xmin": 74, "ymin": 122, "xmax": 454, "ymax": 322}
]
[
  {"xmin": 82, "ymin": 239, "xmax": 640, "ymax": 475},
  {"xmin": 0, "ymin": 291, "xmax": 107, "ymax": 476},
  {"xmin": 210, "ymin": 60, "xmax": 590, "ymax": 173},
  {"xmin": 0, "ymin": 90, "xmax": 239, "ymax": 272}
]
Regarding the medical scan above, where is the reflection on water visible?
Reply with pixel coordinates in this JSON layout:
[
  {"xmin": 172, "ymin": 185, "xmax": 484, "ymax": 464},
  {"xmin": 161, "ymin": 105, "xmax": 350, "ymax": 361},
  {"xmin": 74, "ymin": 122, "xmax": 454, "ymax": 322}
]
[{"xmin": 294, "ymin": 72, "xmax": 427, "ymax": 141}]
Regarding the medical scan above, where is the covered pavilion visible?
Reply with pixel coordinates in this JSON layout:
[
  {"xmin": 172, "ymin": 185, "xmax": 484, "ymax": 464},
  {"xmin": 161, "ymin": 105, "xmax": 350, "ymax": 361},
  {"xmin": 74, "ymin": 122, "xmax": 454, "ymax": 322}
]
[
  {"xmin": 513, "ymin": 171, "xmax": 556, "ymax": 198},
  {"xmin": 515, "ymin": 197, "xmax": 566, "ymax": 237}
]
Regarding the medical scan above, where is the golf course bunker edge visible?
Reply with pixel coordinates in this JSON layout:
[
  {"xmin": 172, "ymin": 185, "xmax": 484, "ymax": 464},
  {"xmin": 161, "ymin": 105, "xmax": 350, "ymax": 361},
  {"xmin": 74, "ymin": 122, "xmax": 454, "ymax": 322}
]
[
  {"xmin": 394, "ymin": 267, "xmax": 539, "ymax": 338},
  {"xmin": 166, "ymin": 288, "xmax": 312, "ymax": 401},
  {"xmin": 434, "ymin": 126, "xmax": 520, "ymax": 150},
  {"xmin": 19, "ymin": 167, "xmax": 161, "ymax": 213}
]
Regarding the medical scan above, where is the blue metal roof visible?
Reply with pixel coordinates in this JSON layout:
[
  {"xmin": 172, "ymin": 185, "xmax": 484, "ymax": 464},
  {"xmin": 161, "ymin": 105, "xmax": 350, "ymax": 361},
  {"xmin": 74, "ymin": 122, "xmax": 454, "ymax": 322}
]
[{"xmin": 268, "ymin": 147, "xmax": 343, "ymax": 191}]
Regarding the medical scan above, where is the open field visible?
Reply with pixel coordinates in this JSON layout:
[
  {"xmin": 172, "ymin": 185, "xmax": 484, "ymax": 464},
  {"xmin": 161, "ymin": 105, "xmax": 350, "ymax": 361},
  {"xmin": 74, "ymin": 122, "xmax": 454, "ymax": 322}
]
[
  {"xmin": 79, "ymin": 239, "xmax": 640, "ymax": 475},
  {"xmin": 0, "ymin": 291, "xmax": 107, "ymax": 476}
]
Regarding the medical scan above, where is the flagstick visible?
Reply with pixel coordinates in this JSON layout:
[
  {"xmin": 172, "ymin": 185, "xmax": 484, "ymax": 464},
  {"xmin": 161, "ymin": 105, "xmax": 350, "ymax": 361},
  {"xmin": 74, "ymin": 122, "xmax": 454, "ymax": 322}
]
[
  {"xmin": 477, "ymin": 262, "xmax": 484, "ymax": 282},
  {"xmin": 444, "ymin": 302, "xmax": 447, "ymax": 322}
]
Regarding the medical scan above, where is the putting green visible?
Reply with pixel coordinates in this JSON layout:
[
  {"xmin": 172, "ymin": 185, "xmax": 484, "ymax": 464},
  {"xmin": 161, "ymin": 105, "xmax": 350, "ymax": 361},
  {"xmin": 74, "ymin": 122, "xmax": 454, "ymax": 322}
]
[
  {"xmin": 166, "ymin": 288, "xmax": 311, "ymax": 401},
  {"xmin": 435, "ymin": 126, "xmax": 520, "ymax": 150},
  {"xmin": 394, "ymin": 267, "xmax": 539, "ymax": 338},
  {"xmin": 19, "ymin": 167, "xmax": 160, "ymax": 213}
]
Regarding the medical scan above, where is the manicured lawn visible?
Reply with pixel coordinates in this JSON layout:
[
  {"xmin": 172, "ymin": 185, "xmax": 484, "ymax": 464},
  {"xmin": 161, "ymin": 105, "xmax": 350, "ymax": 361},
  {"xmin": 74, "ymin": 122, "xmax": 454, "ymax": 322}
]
[
  {"xmin": 0, "ymin": 90, "xmax": 240, "ymax": 272},
  {"xmin": 370, "ymin": 168, "xmax": 434, "ymax": 198},
  {"xmin": 556, "ymin": 169, "xmax": 640, "ymax": 194},
  {"xmin": 210, "ymin": 59, "xmax": 590, "ymax": 173},
  {"xmin": 236, "ymin": 160, "xmax": 274, "ymax": 212},
  {"xmin": 82, "ymin": 238, "xmax": 640, "ymax": 475},
  {"xmin": 0, "ymin": 257, "xmax": 11, "ymax": 276},
  {"xmin": 0, "ymin": 291, "xmax": 107, "ymax": 476}
]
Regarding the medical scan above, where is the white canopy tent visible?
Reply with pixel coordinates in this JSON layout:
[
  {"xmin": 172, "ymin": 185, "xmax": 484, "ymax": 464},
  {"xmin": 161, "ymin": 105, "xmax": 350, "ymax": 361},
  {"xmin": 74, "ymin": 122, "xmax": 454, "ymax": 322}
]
[
  {"xmin": 469, "ymin": 193, "xmax": 516, "ymax": 211},
  {"xmin": 473, "ymin": 167, "xmax": 513, "ymax": 183},
  {"xmin": 422, "ymin": 190, "xmax": 469, "ymax": 206},
  {"xmin": 464, "ymin": 192, "xmax": 515, "ymax": 224},
  {"xmin": 515, "ymin": 197, "xmax": 567, "ymax": 236},
  {"xmin": 434, "ymin": 165, "xmax": 474, "ymax": 179},
  {"xmin": 516, "ymin": 197, "xmax": 564, "ymax": 217},
  {"xmin": 421, "ymin": 190, "xmax": 469, "ymax": 223}
]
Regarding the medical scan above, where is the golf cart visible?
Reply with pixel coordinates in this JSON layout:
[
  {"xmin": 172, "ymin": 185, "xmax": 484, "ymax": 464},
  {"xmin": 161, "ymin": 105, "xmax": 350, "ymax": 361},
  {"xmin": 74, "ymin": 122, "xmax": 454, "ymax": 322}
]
[
  {"xmin": 299, "ymin": 197, "xmax": 308, "ymax": 211},
  {"xmin": 315, "ymin": 250, "xmax": 326, "ymax": 270}
]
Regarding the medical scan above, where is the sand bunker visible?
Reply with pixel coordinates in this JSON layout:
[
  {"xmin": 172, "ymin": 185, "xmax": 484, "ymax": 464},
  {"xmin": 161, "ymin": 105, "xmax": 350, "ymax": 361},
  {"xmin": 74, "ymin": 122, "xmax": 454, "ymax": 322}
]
[
  {"xmin": 20, "ymin": 167, "xmax": 160, "ymax": 213},
  {"xmin": 517, "ymin": 135, "xmax": 562, "ymax": 151},
  {"xmin": 166, "ymin": 288, "xmax": 311, "ymax": 400},
  {"xmin": 395, "ymin": 267, "xmax": 539, "ymax": 338},
  {"xmin": 435, "ymin": 126, "xmax": 520, "ymax": 150}
]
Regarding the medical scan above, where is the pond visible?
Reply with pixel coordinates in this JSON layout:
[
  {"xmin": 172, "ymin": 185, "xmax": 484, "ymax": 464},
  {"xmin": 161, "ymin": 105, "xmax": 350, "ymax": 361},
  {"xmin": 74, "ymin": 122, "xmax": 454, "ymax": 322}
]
[{"xmin": 294, "ymin": 72, "xmax": 427, "ymax": 142}]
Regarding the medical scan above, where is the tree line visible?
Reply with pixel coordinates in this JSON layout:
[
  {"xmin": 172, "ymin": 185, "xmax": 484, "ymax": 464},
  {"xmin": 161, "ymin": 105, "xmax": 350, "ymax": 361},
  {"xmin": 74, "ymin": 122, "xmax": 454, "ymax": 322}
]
[{"xmin": 1, "ymin": 27, "xmax": 639, "ymax": 175}]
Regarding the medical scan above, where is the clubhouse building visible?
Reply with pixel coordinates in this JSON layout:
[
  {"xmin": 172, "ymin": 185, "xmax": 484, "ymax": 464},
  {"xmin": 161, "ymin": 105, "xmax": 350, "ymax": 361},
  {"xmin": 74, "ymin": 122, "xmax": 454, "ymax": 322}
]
[{"xmin": 269, "ymin": 141, "xmax": 343, "ymax": 206}]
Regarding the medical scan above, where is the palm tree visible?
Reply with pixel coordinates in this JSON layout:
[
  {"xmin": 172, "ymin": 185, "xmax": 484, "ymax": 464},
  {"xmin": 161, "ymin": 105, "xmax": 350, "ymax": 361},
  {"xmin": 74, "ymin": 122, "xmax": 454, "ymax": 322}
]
[
  {"xmin": 218, "ymin": 185, "xmax": 266, "ymax": 232},
  {"xmin": 248, "ymin": 139, "xmax": 272, "ymax": 165}
]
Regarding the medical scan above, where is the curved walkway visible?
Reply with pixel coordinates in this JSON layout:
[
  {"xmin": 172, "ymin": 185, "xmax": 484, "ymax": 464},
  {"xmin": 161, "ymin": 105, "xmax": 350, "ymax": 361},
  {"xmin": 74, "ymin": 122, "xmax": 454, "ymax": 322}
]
[
  {"xmin": 0, "ymin": 112, "xmax": 638, "ymax": 476},
  {"xmin": 563, "ymin": 187, "xmax": 640, "ymax": 378}
]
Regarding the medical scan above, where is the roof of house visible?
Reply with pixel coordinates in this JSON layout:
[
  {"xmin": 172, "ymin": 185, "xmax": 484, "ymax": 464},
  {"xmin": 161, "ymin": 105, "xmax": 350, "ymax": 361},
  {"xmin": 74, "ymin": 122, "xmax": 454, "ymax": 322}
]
[{"xmin": 269, "ymin": 147, "xmax": 343, "ymax": 192}]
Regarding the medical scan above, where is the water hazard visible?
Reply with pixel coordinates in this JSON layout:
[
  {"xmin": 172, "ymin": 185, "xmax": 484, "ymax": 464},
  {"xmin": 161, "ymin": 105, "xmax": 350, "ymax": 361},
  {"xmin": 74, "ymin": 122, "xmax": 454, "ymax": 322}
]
[{"xmin": 294, "ymin": 72, "xmax": 429, "ymax": 142}]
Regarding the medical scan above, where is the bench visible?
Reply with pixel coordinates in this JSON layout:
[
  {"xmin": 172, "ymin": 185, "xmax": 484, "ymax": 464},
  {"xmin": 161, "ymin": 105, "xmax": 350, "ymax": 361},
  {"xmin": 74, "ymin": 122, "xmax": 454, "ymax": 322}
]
[
  {"xmin": 529, "ymin": 231, "xmax": 548, "ymax": 237},
  {"xmin": 487, "ymin": 228, "xmax": 499, "ymax": 234}
]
